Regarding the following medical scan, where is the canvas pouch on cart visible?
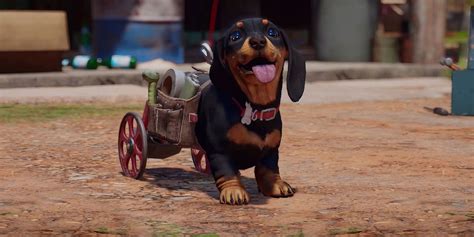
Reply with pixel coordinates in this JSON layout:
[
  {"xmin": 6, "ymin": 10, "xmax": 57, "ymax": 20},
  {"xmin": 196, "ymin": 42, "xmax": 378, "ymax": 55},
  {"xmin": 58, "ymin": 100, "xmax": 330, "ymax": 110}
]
[{"xmin": 147, "ymin": 83, "xmax": 208, "ymax": 147}]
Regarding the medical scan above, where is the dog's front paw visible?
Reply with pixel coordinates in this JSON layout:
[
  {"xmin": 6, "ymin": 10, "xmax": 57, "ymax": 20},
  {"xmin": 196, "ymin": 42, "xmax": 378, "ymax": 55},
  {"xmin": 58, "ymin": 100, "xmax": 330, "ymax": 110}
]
[
  {"xmin": 255, "ymin": 165, "xmax": 295, "ymax": 198},
  {"xmin": 216, "ymin": 176, "xmax": 249, "ymax": 205},
  {"xmin": 260, "ymin": 179, "xmax": 295, "ymax": 197},
  {"xmin": 220, "ymin": 186, "xmax": 250, "ymax": 205}
]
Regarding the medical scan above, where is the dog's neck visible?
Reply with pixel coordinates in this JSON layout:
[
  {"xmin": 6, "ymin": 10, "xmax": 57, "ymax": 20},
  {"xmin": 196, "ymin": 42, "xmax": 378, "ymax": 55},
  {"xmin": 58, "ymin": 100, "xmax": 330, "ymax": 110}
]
[
  {"xmin": 232, "ymin": 93, "xmax": 280, "ymax": 110},
  {"xmin": 230, "ymin": 79, "xmax": 282, "ymax": 111}
]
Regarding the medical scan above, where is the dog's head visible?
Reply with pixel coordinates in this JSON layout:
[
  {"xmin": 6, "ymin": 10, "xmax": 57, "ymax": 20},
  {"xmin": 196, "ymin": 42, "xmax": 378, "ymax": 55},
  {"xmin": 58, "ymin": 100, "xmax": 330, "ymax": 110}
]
[{"xmin": 210, "ymin": 18, "xmax": 306, "ymax": 105}]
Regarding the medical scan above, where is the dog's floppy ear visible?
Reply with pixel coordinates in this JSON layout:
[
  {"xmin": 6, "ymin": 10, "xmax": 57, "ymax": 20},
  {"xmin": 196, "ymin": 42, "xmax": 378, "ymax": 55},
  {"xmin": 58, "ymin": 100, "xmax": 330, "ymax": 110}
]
[
  {"xmin": 281, "ymin": 30, "xmax": 306, "ymax": 102},
  {"xmin": 209, "ymin": 37, "xmax": 230, "ymax": 91}
]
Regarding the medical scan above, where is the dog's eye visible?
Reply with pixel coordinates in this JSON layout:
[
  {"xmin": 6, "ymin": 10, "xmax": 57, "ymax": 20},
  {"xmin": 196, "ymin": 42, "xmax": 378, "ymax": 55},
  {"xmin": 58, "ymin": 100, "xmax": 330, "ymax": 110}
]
[
  {"xmin": 267, "ymin": 28, "xmax": 279, "ymax": 38},
  {"xmin": 230, "ymin": 31, "xmax": 242, "ymax": 41}
]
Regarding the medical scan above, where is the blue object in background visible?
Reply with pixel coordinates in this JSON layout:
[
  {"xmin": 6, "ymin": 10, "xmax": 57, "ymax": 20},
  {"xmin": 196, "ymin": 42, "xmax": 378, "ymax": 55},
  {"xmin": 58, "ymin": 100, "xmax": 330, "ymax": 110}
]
[
  {"xmin": 93, "ymin": 19, "xmax": 184, "ymax": 63},
  {"xmin": 451, "ymin": 70, "xmax": 474, "ymax": 116},
  {"xmin": 468, "ymin": 7, "xmax": 474, "ymax": 70},
  {"xmin": 315, "ymin": 0, "xmax": 378, "ymax": 62},
  {"xmin": 451, "ymin": 6, "xmax": 474, "ymax": 116}
]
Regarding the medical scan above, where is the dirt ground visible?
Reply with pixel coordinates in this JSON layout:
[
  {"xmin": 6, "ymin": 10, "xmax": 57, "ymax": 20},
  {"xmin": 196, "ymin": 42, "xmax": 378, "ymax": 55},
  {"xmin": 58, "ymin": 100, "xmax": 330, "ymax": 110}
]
[{"xmin": 0, "ymin": 96, "xmax": 473, "ymax": 236}]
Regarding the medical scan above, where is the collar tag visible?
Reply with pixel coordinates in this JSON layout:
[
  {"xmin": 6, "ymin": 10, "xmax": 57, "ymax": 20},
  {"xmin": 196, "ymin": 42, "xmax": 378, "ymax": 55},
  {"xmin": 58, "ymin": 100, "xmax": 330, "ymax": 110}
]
[{"xmin": 241, "ymin": 102, "xmax": 252, "ymax": 125}]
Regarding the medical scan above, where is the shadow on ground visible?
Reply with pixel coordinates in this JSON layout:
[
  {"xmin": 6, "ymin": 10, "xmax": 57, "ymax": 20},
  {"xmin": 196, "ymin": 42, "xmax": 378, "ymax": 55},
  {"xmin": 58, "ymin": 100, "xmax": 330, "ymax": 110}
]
[{"xmin": 143, "ymin": 167, "xmax": 272, "ymax": 205}]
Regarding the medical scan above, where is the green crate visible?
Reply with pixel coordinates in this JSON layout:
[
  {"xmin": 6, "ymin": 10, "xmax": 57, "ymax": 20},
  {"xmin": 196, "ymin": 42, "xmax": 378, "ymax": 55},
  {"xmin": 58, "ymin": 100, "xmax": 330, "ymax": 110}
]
[{"xmin": 451, "ymin": 70, "xmax": 474, "ymax": 115}]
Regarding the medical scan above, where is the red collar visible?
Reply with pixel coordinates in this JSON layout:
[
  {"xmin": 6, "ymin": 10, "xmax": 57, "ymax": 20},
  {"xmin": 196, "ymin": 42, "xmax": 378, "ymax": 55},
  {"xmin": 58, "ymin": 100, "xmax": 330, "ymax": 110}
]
[{"xmin": 232, "ymin": 98, "xmax": 279, "ymax": 122}]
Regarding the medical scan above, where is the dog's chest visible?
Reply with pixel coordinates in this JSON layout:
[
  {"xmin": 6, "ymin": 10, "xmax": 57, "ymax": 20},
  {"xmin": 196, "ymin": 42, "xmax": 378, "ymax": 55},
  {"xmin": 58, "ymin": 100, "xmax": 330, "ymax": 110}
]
[{"xmin": 226, "ymin": 123, "xmax": 281, "ymax": 150}]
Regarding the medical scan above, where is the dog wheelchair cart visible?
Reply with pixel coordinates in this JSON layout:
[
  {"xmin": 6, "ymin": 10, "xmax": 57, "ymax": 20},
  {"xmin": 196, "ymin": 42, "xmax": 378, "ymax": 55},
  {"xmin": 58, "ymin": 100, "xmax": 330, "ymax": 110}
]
[
  {"xmin": 118, "ymin": 43, "xmax": 214, "ymax": 179},
  {"xmin": 117, "ymin": 70, "xmax": 212, "ymax": 179}
]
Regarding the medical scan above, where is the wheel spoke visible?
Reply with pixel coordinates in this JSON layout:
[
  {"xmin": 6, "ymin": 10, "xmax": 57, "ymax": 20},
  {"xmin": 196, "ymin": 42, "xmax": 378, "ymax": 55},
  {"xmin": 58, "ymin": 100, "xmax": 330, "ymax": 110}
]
[
  {"xmin": 127, "ymin": 116, "xmax": 135, "ymax": 138},
  {"xmin": 119, "ymin": 129, "xmax": 128, "ymax": 143},
  {"xmin": 128, "ymin": 163, "xmax": 136, "ymax": 177},
  {"xmin": 118, "ymin": 141, "xmax": 126, "ymax": 157},
  {"xmin": 136, "ymin": 135, "xmax": 142, "ymax": 149},
  {"xmin": 192, "ymin": 149, "xmax": 211, "ymax": 174},
  {"xmin": 122, "ymin": 151, "xmax": 131, "ymax": 167},
  {"xmin": 134, "ymin": 145, "xmax": 142, "ymax": 157},
  {"xmin": 133, "ymin": 129, "xmax": 140, "ymax": 140},
  {"xmin": 131, "ymin": 154, "xmax": 137, "ymax": 173},
  {"xmin": 194, "ymin": 156, "xmax": 203, "ymax": 170},
  {"xmin": 134, "ymin": 132, "xmax": 143, "ymax": 158}
]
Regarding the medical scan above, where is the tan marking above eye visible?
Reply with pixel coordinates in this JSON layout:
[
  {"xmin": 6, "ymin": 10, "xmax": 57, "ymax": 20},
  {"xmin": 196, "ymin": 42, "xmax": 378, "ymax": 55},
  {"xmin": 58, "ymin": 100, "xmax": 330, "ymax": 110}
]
[
  {"xmin": 236, "ymin": 21, "xmax": 244, "ymax": 28},
  {"xmin": 262, "ymin": 19, "xmax": 269, "ymax": 25}
]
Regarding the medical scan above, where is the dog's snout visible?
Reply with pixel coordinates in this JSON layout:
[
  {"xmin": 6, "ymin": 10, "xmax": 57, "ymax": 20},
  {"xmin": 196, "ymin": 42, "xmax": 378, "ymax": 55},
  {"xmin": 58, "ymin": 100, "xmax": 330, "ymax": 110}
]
[{"xmin": 249, "ymin": 36, "xmax": 266, "ymax": 50}]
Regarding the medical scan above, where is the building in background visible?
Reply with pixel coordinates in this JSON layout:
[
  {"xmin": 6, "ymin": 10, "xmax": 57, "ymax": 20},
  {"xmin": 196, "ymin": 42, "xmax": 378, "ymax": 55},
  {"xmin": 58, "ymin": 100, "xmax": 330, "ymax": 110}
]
[
  {"xmin": 0, "ymin": 0, "xmax": 466, "ymax": 65},
  {"xmin": 92, "ymin": 0, "xmax": 184, "ymax": 63}
]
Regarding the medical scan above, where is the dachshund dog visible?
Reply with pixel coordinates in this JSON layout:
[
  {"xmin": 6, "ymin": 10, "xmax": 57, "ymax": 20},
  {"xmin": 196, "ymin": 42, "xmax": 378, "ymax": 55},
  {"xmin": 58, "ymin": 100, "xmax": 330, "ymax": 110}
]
[{"xmin": 195, "ymin": 18, "xmax": 306, "ymax": 205}]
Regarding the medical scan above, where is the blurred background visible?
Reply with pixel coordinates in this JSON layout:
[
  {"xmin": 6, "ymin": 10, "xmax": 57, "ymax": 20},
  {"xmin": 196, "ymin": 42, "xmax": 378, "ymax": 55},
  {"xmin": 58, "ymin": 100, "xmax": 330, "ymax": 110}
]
[{"xmin": 0, "ymin": 0, "xmax": 471, "ymax": 72}]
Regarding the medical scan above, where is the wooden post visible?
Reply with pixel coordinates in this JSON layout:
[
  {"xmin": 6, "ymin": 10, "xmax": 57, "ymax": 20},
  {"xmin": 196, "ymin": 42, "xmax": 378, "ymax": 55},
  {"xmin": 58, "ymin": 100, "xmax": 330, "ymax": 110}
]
[{"xmin": 411, "ymin": 0, "xmax": 447, "ymax": 64}]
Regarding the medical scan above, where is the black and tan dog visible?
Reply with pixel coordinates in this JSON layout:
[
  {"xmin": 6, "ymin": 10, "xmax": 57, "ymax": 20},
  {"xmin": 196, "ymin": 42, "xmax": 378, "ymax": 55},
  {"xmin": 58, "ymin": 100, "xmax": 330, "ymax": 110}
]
[{"xmin": 196, "ymin": 18, "xmax": 306, "ymax": 205}]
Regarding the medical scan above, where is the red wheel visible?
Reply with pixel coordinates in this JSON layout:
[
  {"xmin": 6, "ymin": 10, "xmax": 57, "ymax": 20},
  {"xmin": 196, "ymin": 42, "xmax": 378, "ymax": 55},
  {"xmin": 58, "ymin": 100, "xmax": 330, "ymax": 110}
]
[
  {"xmin": 118, "ymin": 112, "xmax": 148, "ymax": 179},
  {"xmin": 191, "ymin": 148, "xmax": 211, "ymax": 175}
]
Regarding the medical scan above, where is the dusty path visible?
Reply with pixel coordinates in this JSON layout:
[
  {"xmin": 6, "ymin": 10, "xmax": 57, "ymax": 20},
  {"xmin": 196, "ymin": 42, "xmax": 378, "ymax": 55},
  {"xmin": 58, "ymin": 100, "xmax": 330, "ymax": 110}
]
[{"xmin": 0, "ymin": 96, "xmax": 473, "ymax": 236}]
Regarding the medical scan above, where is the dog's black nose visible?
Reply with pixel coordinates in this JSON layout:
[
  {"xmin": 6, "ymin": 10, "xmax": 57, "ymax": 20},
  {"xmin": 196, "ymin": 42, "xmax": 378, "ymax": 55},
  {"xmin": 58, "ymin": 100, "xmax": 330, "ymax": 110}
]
[{"xmin": 249, "ymin": 36, "xmax": 266, "ymax": 50}]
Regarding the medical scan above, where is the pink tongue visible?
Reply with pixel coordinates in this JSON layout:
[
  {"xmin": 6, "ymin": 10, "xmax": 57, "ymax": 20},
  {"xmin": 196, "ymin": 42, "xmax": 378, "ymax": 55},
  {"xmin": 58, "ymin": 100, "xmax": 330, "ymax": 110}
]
[{"xmin": 252, "ymin": 64, "xmax": 276, "ymax": 83}]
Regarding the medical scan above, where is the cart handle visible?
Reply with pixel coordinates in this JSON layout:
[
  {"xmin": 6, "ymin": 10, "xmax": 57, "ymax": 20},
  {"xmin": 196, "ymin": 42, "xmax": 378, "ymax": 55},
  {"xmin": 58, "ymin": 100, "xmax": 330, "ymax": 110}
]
[{"xmin": 142, "ymin": 71, "xmax": 160, "ymax": 105}]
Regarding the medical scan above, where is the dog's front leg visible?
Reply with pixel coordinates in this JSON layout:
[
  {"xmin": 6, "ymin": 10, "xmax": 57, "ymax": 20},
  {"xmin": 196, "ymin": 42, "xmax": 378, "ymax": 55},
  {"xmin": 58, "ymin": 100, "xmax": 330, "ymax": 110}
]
[
  {"xmin": 209, "ymin": 153, "xmax": 249, "ymax": 205},
  {"xmin": 255, "ymin": 150, "xmax": 295, "ymax": 197}
]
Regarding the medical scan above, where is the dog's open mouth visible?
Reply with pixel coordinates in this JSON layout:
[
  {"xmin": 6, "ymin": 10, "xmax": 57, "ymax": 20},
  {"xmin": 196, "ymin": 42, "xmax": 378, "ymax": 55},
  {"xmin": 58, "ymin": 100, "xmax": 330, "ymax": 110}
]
[{"xmin": 239, "ymin": 57, "xmax": 276, "ymax": 83}]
